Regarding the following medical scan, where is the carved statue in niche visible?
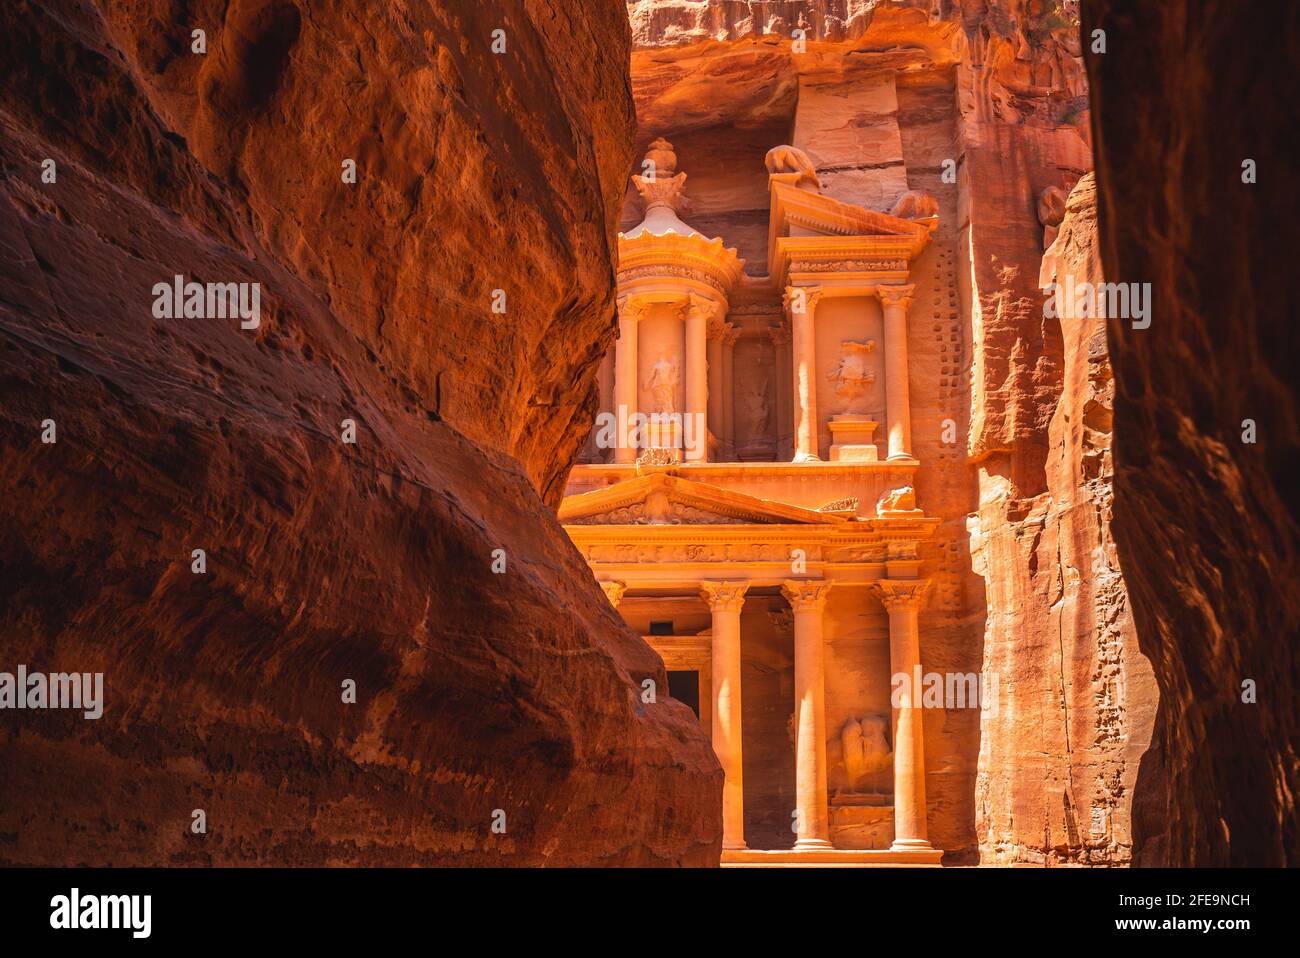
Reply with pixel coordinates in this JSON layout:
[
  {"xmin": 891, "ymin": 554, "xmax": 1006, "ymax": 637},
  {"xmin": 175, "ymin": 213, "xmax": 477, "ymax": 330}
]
[
  {"xmin": 744, "ymin": 377, "xmax": 770, "ymax": 433},
  {"xmin": 644, "ymin": 350, "xmax": 678, "ymax": 414},
  {"xmin": 828, "ymin": 340, "xmax": 876, "ymax": 407},
  {"xmin": 842, "ymin": 714, "xmax": 892, "ymax": 789}
]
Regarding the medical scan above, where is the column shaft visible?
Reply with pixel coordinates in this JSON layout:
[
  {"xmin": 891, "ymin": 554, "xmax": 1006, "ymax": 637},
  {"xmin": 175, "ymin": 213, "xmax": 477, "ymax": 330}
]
[
  {"xmin": 879, "ymin": 285, "xmax": 915, "ymax": 460},
  {"xmin": 707, "ymin": 330, "xmax": 723, "ymax": 458},
  {"xmin": 702, "ymin": 581, "xmax": 749, "ymax": 850},
  {"xmin": 784, "ymin": 580, "xmax": 832, "ymax": 848},
  {"xmin": 614, "ymin": 306, "xmax": 639, "ymax": 464},
  {"xmin": 877, "ymin": 581, "xmax": 931, "ymax": 850},
  {"xmin": 721, "ymin": 327, "xmax": 736, "ymax": 461},
  {"xmin": 684, "ymin": 299, "xmax": 710, "ymax": 462},
  {"xmin": 786, "ymin": 286, "xmax": 822, "ymax": 461}
]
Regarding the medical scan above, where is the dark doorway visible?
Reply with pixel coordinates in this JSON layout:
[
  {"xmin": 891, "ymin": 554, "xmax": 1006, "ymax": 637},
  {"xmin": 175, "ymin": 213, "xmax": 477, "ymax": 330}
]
[{"xmin": 668, "ymin": 670, "xmax": 700, "ymax": 718}]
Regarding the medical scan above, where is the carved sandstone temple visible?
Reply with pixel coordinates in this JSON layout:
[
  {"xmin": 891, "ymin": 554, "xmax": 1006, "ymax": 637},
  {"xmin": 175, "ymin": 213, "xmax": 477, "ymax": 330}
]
[{"xmin": 564, "ymin": 138, "xmax": 947, "ymax": 864}]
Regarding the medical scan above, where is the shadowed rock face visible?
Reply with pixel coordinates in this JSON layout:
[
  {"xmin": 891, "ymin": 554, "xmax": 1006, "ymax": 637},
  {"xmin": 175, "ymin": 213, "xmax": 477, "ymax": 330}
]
[
  {"xmin": 1084, "ymin": 1, "xmax": 1299, "ymax": 866},
  {"xmin": 0, "ymin": 0, "xmax": 722, "ymax": 865}
]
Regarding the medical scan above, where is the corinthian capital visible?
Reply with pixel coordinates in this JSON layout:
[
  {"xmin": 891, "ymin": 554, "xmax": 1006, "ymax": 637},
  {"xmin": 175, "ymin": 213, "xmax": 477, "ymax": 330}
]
[
  {"xmin": 781, "ymin": 579, "xmax": 833, "ymax": 610},
  {"xmin": 617, "ymin": 295, "xmax": 649, "ymax": 324},
  {"xmin": 876, "ymin": 284, "xmax": 916, "ymax": 311},
  {"xmin": 700, "ymin": 580, "xmax": 749, "ymax": 612},
  {"xmin": 599, "ymin": 580, "xmax": 627, "ymax": 608},
  {"xmin": 685, "ymin": 292, "xmax": 724, "ymax": 325},
  {"xmin": 783, "ymin": 284, "xmax": 823, "ymax": 317},
  {"xmin": 870, "ymin": 579, "xmax": 929, "ymax": 610}
]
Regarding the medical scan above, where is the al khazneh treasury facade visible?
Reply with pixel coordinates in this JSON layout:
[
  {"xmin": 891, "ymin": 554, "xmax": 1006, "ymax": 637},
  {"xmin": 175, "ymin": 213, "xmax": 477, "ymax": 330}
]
[{"xmin": 563, "ymin": 136, "xmax": 953, "ymax": 864}]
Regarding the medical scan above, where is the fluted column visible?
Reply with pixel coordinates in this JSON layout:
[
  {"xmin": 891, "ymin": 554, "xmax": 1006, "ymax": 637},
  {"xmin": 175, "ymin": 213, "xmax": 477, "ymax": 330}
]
[
  {"xmin": 769, "ymin": 323, "xmax": 792, "ymax": 461},
  {"xmin": 877, "ymin": 284, "xmax": 915, "ymax": 460},
  {"xmin": 784, "ymin": 285, "xmax": 823, "ymax": 461},
  {"xmin": 721, "ymin": 325, "xmax": 738, "ymax": 461},
  {"xmin": 683, "ymin": 295, "xmax": 714, "ymax": 462},
  {"xmin": 701, "ymin": 579, "xmax": 749, "ymax": 850},
  {"xmin": 871, "ymin": 579, "xmax": 932, "ymax": 851},
  {"xmin": 614, "ymin": 298, "xmax": 644, "ymax": 463},
  {"xmin": 782, "ymin": 579, "xmax": 833, "ymax": 848}
]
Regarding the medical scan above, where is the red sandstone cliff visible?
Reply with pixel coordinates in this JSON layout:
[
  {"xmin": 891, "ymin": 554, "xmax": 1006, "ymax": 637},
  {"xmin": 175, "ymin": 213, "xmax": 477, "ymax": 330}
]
[
  {"xmin": 1083, "ymin": 0, "xmax": 1299, "ymax": 867},
  {"xmin": 0, "ymin": 0, "xmax": 721, "ymax": 865}
]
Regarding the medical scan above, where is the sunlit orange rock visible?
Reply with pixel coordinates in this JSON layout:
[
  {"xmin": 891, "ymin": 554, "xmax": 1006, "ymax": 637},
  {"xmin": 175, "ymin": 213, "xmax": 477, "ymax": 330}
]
[{"xmin": 0, "ymin": 0, "xmax": 720, "ymax": 865}]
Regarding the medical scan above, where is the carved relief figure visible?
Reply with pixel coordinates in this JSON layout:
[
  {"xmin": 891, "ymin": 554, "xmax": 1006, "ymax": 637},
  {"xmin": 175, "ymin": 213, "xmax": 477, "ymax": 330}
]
[
  {"xmin": 828, "ymin": 340, "xmax": 876, "ymax": 405},
  {"xmin": 644, "ymin": 350, "xmax": 679, "ymax": 414},
  {"xmin": 744, "ymin": 377, "xmax": 770, "ymax": 433},
  {"xmin": 842, "ymin": 714, "xmax": 893, "ymax": 788}
]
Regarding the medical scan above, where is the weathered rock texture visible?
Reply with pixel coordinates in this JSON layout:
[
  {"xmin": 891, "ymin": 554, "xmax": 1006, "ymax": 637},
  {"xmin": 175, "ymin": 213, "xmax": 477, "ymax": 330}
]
[
  {"xmin": 0, "ymin": 0, "xmax": 722, "ymax": 865},
  {"xmin": 973, "ymin": 172, "xmax": 1155, "ymax": 865},
  {"xmin": 1084, "ymin": 0, "xmax": 1300, "ymax": 866},
  {"xmin": 628, "ymin": 0, "xmax": 1157, "ymax": 863}
]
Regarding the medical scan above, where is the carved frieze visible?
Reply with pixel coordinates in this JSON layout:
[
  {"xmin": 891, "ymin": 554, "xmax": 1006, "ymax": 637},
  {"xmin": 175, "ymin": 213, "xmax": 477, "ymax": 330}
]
[{"xmin": 788, "ymin": 259, "xmax": 909, "ymax": 273}]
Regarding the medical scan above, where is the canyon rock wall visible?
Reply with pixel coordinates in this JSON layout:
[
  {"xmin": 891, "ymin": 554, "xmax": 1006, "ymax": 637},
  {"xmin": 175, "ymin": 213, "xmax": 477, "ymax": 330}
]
[
  {"xmin": 972, "ymin": 173, "xmax": 1155, "ymax": 865},
  {"xmin": 629, "ymin": 0, "xmax": 1157, "ymax": 863},
  {"xmin": 1084, "ymin": 0, "xmax": 1299, "ymax": 866},
  {"xmin": 0, "ymin": 0, "xmax": 722, "ymax": 865}
]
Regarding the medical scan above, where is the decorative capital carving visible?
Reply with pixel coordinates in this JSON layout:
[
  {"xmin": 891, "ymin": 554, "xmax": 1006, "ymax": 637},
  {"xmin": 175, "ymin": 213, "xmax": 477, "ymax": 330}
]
[
  {"xmin": 783, "ymin": 284, "xmax": 823, "ymax": 317},
  {"xmin": 876, "ymin": 284, "xmax": 915, "ymax": 311},
  {"xmin": 700, "ymin": 580, "xmax": 749, "ymax": 612},
  {"xmin": 599, "ymin": 580, "xmax": 627, "ymax": 608},
  {"xmin": 767, "ymin": 321, "xmax": 791, "ymax": 345},
  {"xmin": 617, "ymin": 295, "xmax": 649, "ymax": 325},
  {"xmin": 685, "ymin": 291, "xmax": 723, "ymax": 325},
  {"xmin": 781, "ymin": 579, "xmax": 833, "ymax": 610},
  {"xmin": 722, "ymin": 324, "xmax": 741, "ymax": 346},
  {"xmin": 870, "ymin": 579, "xmax": 929, "ymax": 611}
]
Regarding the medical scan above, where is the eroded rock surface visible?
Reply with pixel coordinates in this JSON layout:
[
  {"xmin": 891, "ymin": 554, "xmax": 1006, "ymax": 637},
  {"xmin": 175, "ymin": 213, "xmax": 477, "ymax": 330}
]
[
  {"xmin": 0, "ymin": 0, "xmax": 721, "ymax": 865},
  {"xmin": 1084, "ymin": 0, "xmax": 1299, "ymax": 867}
]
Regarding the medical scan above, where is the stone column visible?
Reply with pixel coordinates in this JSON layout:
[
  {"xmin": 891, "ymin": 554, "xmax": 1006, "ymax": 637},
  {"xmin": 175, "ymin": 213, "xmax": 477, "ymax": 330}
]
[
  {"xmin": 701, "ymin": 579, "xmax": 749, "ymax": 850},
  {"xmin": 871, "ymin": 579, "xmax": 932, "ymax": 851},
  {"xmin": 877, "ymin": 284, "xmax": 915, "ymax": 460},
  {"xmin": 683, "ymin": 295, "xmax": 713, "ymax": 462},
  {"xmin": 784, "ymin": 285, "xmax": 823, "ymax": 461},
  {"xmin": 782, "ymin": 579, "xmax": 833, "ymax": 848},
  {"xmin": 707, "ymin": 317, "xmax": 725, "ymax": 459},
  {"xmin": 769, "ymin": 322, "xmax": 792, "ymax": 461},
  {"xmin": 614, "ymin": 298, "xmax": 643, "ymax": 464},
  {"xmin": 721, "ymin": 325, "xmax": 738, "ymax": 461}
]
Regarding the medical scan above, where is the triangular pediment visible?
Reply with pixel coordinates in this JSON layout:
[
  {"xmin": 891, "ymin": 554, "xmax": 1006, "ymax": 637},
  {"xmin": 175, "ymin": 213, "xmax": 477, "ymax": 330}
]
[
  {"xmin": 769, "ymin": 179, "xmax": 929, "ymax": 241},
  {"xmin": 559, "ymin": 473, "xmax": 844, "ymax": 527},
  {"xmin": 766, "ymin": 180, "xmax": 933, "ymax": 285}
]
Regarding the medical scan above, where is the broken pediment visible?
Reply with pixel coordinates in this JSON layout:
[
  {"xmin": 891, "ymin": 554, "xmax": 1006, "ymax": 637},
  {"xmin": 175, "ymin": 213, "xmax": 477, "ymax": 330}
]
[{"xmin": 559, "ymin": 473, "xmax": 844, "ymax": 527}]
